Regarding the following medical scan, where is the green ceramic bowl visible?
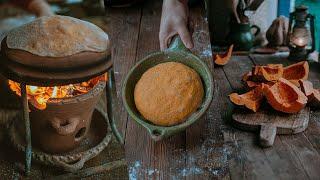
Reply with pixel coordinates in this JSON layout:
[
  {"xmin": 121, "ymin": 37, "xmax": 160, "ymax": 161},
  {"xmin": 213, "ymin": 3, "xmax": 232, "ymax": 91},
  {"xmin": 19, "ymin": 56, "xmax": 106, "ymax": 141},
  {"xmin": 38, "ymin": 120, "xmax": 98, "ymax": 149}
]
[{"xmin": 122, "ymin": 37, "xmax": 214, "ymax": 141}]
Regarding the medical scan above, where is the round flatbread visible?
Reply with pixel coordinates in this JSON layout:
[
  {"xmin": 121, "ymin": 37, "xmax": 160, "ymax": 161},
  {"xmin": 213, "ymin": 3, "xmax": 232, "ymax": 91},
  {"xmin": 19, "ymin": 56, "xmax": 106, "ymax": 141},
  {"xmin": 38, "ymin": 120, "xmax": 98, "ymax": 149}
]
[{"xmin": 6, "ymin": 15, "xmax": 109, "ymax": 57}]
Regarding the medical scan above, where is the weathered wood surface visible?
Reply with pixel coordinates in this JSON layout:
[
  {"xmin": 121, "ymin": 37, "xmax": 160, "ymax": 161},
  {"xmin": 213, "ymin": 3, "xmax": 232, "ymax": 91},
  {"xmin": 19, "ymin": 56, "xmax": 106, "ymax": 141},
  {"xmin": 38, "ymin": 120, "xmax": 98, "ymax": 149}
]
[
  {"xmin": 259, "ymin": 125, "xmax": 277, "ymax": 147},
  {"xmin": 108, "ymin": 1, "xmax": 320, "ymax": 179}
]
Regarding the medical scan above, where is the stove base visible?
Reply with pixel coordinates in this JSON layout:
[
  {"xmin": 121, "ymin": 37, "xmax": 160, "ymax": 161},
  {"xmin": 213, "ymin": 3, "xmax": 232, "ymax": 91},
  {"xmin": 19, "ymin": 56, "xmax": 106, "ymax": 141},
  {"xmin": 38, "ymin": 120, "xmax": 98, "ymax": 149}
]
[{"xmin": 8, "ymin": 108, "xmax": 112, "ymax": 172}]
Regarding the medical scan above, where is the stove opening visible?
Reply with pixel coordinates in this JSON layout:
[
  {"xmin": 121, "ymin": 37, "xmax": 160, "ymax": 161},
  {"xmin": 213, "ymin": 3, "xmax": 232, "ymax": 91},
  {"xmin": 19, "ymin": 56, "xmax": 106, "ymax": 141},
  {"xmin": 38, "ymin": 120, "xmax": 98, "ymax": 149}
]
[
  {"xmin": 75, "ymin": 127, "xmax": 86, "ymax": 140},
  {"xmin": 7, "ymin": 73, "xmax": 107, "ymax": 110}
]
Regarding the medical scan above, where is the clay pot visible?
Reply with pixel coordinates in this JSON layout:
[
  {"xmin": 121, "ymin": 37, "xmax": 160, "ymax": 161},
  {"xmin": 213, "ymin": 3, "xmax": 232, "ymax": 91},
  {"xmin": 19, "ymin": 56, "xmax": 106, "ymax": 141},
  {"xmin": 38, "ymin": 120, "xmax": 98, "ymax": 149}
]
[
  {"xmin": 29, "ymin": 81, "xmax": 105, "ymax": 154},
  {"xmin": 228, "ymin": 23, "xmax": 260, "ymax": 51}
]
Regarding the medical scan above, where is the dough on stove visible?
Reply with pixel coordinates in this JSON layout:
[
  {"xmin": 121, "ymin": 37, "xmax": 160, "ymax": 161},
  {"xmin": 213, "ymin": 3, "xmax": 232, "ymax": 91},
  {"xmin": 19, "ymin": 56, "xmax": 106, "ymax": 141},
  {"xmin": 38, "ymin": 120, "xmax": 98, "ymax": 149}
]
[
  {"xmin": 6, "ymin": 15, "xmax": 109, "ymax": 57},
  {"xmin": 134, "ymin": 62, "xmax": 204, "ymax": 126}
]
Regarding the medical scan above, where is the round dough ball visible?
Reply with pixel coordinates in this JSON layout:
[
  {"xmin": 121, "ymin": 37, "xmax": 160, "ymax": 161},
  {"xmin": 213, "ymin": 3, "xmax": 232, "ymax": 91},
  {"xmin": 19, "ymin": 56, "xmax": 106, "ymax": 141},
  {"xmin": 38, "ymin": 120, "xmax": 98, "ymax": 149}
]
[{"xmin": 134, "ymin": 62, "xmax": 204, "ymax": 126}]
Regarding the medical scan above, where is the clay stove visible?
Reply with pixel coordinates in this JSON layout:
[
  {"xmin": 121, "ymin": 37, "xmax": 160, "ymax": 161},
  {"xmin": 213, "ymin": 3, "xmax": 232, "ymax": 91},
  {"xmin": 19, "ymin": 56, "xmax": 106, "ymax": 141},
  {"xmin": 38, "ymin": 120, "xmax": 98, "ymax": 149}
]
[
  {"xmin": 8, "ymin": 75, "xmax": 107, "ymax": 154},
  {"xmin": 0, "ymin": 36, "xmax": 112, "ymax": 174}
]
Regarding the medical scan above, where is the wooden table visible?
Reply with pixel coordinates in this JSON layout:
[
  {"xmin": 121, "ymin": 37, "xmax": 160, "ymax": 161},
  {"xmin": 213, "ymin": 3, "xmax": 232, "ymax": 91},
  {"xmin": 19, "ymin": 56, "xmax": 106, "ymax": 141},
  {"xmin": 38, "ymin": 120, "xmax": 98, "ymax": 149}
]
[{"xmin": 108, "ymin": 1, "xmax": 320, "ymax": 179}]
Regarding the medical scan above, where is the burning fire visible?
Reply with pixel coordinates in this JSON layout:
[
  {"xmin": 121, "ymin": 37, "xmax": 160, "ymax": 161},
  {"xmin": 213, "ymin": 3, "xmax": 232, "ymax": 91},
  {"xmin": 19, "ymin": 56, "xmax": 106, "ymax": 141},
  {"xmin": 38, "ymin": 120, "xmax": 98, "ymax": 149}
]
[{"xmin": 8, "ymin": 74, "xmax": 107, "ymax": 110}]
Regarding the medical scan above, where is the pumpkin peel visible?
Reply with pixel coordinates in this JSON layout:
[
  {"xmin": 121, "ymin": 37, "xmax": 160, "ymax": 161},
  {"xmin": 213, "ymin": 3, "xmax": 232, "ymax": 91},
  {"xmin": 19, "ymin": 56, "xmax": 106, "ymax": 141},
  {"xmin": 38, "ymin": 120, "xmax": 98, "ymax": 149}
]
[
  {"xmin": 229, "ymin": 86, "xmax": 264, "ymax": 112},
  {"xmin": 264, "ymin": 78, "xmax": 307, "ymax": 113},
  {"xmin": 246, "ymin": 81, "xmax": 261, "ymax": 88},
  {"xmin": 242, "ymin": 71, "xmax": 275, "ymax": 88},
  {"xmin": 214, "ymin": 44, "xmax": 233, "ymax": 66},
  {"xmin": 252, "ymin": 64, "xmax": 283, "ymax": 82},
  {"xmin": 242, "ymin": 72, "xmax": 252, "ymax": 82}
]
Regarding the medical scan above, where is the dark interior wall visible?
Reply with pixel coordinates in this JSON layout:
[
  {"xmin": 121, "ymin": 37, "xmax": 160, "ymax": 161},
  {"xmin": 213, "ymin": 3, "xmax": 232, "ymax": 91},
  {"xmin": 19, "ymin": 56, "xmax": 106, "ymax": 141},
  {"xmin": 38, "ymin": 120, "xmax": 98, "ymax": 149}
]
[
  {"xmin": 205, "ymin": 0, "xmax": 232, "ymax": 45},
  {"xmin": 205, "ymin": 0, "xmax": 278, "ymax": 46}
]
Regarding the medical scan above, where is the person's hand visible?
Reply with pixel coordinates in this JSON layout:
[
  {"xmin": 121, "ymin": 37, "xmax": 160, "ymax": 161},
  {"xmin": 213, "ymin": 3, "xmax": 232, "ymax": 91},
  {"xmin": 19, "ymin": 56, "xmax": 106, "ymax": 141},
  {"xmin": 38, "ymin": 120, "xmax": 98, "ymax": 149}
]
[
  {"xmin": 159, "ymin": 0, "xmax": 193, "ymax": 50},
  {"xmin": 11, "ymin": 0, "xmax": 54, "ymax": 17},
  {"xmin": 28, "ymin": 0, "xmax": 54, "ymax": 16}
]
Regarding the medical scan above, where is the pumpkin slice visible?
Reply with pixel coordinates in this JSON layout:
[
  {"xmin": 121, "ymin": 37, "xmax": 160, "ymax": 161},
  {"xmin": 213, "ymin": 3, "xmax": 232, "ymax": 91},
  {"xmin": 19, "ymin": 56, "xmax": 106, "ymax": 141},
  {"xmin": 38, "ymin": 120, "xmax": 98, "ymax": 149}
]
[
  {"xmin": 252, "ymin": 64, "xmax": 283, "ymax": 81},
  {"xmin": 214, "ymin": 44, "xmax": 234, "ymax": 66},
  {"xmin": 242, "ymin": 71, "xmax": 252, "ymax": 81},
  {"xmin": 242, "ymin": 70, "xmax": 276, "ymax": 88},
  {"xmin": 310, "ymin": 89, "xmax": 320, "ymax": 107},
  {"xmin": 246, "ymin": 81, "xmax": 261, "ymax": 88},
  {"xmin": 283, "ymin": 61, "xmax": 309, "ymax": 85},
  {"xmin": 299, "ymin": 80, "xmax": 314, "ymax": 100},
  {"xmin": 246, "ymin": 81, "xmax": 275, "ymax": 88},
  {"xmin": 229, "ymin": 85, "xmax": 264, "ymax": 112},
  {"xmin": 264, "ymin": 78, "xmax": 307, "ymax": 113},
  {"xmin": 299, "ymin": 80, "xmax": 320, "ymax": 107},
  {"xmin": 242, "ymin": 72, "xmax": 258, "ymax": 88}
]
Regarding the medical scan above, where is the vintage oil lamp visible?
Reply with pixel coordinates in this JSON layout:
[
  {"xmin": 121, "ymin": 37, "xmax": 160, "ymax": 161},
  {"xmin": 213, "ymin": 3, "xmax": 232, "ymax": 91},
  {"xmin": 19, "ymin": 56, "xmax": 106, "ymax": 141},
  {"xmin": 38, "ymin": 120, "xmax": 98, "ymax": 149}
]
[{"xmin": 287, "ymin": 5, "xmax": 315, "ymax": 61}]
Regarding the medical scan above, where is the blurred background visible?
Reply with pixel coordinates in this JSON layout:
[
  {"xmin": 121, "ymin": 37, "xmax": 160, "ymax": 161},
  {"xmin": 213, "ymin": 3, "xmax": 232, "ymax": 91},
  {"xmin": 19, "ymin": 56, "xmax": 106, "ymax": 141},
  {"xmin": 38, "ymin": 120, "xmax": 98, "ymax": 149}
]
[{"xmin": 0, "ymin": 0, "xmax": 319, "ymax": 51}]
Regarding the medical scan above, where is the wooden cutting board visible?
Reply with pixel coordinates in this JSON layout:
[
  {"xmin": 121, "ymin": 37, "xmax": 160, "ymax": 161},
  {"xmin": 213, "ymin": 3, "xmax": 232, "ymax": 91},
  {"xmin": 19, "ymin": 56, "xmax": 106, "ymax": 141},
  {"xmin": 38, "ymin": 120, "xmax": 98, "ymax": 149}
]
[{"xmin": 232, "ymin": 107, "xmax": 310, "ymax": 147}]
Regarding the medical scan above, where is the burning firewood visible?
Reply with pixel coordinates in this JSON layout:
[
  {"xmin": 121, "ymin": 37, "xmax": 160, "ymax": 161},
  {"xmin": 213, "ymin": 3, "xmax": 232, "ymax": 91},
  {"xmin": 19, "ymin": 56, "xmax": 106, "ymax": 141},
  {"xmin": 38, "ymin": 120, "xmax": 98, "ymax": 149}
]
[{"xmin": 8, "ymin": 73, "xmax": 107, "ymax": 110}]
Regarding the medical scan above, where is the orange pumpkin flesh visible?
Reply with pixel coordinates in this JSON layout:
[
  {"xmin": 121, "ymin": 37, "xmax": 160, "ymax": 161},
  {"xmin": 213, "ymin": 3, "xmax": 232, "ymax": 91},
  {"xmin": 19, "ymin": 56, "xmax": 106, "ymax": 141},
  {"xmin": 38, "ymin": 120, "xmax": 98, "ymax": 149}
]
[
  {"xmin": 229, "ymin": 86, "xmax": 264, "ymax": 112},
  {"xmin": 242, "ymin": 62, "xmax": 309, "ymax": 88},
  {"xmin": 252, "ymin": 64, "xmax": 283, "ymax": 81},
  {"xmin": 264, "ymin": 78, "xmax": 307, "ymax": 113},
  {"xmin": 246, "ymin": 81, "xmax": 275, "ymax": 88},
  {"xmin": 235, "ymin": 62, "xmax": 311, "ymax": 113},
  {"xmin": 285, "ymin": 61, "xmax": 309, "ymax": 87},
  {"xmin": 283, "ymin": 61, "xmax": 309, "ymax": 82},
  {"xmin": 214, "ymin": 44, "xmax": 234, "ymax": 66}
]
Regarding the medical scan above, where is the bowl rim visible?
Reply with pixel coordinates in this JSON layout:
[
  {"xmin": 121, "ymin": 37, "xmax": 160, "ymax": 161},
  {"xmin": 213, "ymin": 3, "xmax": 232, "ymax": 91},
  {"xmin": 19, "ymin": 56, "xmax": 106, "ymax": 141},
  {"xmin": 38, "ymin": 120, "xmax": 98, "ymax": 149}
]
[{"xmin": 121, "ymin": 50, "xmax": 214, "ymax": 140}]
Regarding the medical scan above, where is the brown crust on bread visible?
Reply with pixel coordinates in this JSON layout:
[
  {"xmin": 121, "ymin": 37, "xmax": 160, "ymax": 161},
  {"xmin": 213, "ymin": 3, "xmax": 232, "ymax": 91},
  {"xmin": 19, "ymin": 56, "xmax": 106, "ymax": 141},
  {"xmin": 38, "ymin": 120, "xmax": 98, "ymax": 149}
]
[{"xmin": 2, "ymin": 38, "xmax": 110, "ymax": 70}]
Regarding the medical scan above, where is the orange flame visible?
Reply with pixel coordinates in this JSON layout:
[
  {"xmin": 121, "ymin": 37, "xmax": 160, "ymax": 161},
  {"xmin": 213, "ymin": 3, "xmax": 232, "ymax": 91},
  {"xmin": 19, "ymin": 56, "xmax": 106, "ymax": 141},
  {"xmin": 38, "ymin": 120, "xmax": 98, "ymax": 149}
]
[{"xmin": 8, "ymin": 73, "xmax": 107, "ymax": 110}]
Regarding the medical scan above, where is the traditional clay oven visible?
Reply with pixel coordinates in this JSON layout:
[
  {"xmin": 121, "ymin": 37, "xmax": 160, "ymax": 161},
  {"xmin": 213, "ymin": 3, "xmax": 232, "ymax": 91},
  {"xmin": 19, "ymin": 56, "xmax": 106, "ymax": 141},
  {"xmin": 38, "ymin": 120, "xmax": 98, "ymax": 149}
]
[
  {"xmin": 0, "ymin": 15, "xmax": 112, "ymax": 173},
  {"xmin": 28, "ymin": 80, "xmax": 106, "ymax": 154}
]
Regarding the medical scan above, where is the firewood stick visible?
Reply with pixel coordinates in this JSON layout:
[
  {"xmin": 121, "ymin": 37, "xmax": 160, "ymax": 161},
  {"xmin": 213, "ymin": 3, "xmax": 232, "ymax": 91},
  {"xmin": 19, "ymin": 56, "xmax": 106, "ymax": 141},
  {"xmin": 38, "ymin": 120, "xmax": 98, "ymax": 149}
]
[{"xmin": 21, "ymin": 83, "xmax": 32, "ymax": 176}]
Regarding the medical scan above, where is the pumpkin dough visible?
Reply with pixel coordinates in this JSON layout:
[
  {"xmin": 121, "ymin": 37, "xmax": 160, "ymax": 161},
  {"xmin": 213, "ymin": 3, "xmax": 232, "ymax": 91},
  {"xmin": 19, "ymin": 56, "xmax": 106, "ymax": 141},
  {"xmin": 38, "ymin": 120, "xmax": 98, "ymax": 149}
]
[
  {"xmin": 6, "ymin": 15, "xmax": 109, "ymax": 57},
  {"xmin": 134, "ymin": 62, "xmax": 204, "ymax": 126}
]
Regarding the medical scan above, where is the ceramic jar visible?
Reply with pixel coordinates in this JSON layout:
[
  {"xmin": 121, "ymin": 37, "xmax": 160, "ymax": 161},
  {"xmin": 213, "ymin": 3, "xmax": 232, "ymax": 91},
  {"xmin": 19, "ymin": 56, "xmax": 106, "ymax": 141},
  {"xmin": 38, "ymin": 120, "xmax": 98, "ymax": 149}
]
[{"xmin": 228, "ymin": 23, "xmax": 260, "ymax": 51}]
